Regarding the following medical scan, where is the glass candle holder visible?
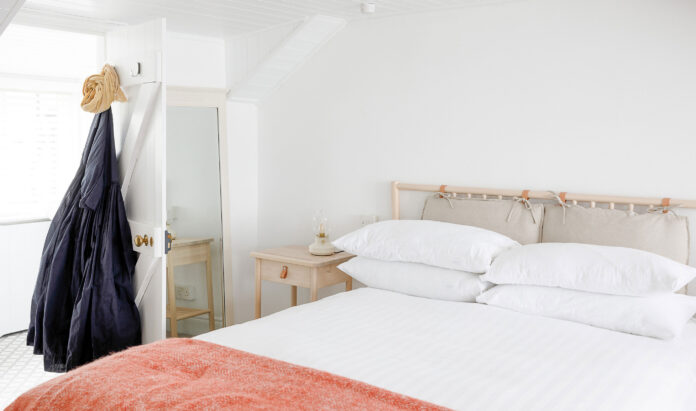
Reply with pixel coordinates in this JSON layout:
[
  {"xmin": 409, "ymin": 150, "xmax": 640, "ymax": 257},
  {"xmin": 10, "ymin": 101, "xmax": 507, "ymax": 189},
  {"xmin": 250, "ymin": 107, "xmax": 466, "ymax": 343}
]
[{"xmin": 309, "ymin": 210, "xmax": 334, "ymax": 255}]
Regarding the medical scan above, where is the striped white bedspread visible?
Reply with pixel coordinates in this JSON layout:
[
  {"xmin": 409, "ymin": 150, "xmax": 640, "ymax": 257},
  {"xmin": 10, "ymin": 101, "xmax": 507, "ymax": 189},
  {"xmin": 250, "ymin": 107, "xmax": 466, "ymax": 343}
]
[{"xmin": 197, "ymin": 288, "xmax": 696, "ymax": 411}]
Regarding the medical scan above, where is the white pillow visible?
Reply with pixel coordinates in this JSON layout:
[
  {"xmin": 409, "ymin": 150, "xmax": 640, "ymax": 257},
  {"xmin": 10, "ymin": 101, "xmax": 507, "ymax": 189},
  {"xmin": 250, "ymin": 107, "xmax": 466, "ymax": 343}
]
[
  {"xmin": 332, "ymin": 220, "xmax": 519, "ymax": 273},
  {"xmin": 339, "ymin": 257, "xmax": 492, "ymax": 302},
  {"xmin": 481, "ymin": 242, "xmax": 696, "ymax": 296},
  {"xmin": 477, "ymin": 285, "xmax": 696, "ymax": 339}
]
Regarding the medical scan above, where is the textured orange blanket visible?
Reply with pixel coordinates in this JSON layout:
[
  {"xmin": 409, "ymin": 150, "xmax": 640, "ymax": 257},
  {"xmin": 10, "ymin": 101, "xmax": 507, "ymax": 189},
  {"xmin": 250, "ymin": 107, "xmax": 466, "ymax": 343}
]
[{"xmin": 9, "ymin": 338, "xmax": 447, "ymax": 410}]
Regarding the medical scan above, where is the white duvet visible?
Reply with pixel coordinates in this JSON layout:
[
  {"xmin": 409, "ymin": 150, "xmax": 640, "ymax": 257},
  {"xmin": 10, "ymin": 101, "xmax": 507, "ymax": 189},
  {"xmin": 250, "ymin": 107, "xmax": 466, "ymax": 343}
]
[{"xmin": 197, "ymin": 288, "xmax": 696, "ymax": 411}]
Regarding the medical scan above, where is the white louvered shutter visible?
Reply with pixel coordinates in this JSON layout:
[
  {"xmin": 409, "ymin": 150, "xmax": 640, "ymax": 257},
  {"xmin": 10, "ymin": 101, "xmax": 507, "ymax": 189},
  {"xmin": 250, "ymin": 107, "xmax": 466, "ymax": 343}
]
[{"xmin": 0, "ymin": 25, "xmax": 101, "ymax": 223}]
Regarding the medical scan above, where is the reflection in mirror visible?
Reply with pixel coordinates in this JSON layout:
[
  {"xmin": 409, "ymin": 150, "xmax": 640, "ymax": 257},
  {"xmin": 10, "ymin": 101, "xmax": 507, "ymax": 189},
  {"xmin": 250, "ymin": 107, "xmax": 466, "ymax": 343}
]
[{"xmin": 165, "ymin": 106, "xmax": 224, "ymax": 337}]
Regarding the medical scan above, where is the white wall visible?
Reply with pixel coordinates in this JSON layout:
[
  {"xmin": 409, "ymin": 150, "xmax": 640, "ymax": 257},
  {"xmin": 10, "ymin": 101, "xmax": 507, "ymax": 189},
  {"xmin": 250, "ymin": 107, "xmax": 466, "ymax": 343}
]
[
  {"xmin": 225, "ymin": 102, "xmax": 259, "ymax": 324},
  {"xmin": 0, "ymin": 26, "xmax": 101, "ymax": 336},
  {"xmin": 167, "ymin": 31, "xmax": 226, "ymax": 89},
  {"xmin": 165, "ymin": 31, "xmax": 236, "ymax": 331},
  {"xmin": 226, "ymin": 20, "xmax": 302, "ymax": 90},
  {"xmin": 164, "ymin": 29, "xmax": 264, "ymax": 326},
  {"xmin": 250, "ymin": 0, "xmax": 696, "ymax": 321},
  {"xmin": 1, "ymin": 221, "xmax": 50, "ymax": 336}
]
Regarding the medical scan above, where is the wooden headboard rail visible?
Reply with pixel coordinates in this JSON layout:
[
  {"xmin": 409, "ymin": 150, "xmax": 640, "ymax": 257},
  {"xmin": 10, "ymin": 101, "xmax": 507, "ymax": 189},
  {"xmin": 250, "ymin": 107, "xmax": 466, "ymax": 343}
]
[{"xmin": 391, "ymin": 181, "xmax": 696, "ymax": 219}]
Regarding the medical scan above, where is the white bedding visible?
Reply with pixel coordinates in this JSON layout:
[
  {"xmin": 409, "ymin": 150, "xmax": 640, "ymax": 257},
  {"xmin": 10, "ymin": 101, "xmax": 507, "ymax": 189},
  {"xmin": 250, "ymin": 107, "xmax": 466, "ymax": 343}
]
[{"xmin": 197, "ymin": 288, "xmax": 696, "ymax": 411}]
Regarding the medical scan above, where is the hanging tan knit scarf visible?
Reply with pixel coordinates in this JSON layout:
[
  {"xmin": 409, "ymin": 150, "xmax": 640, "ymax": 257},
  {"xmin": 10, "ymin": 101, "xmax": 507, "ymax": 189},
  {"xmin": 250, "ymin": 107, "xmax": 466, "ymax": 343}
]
[{"xmin": 81, "ymin": 64, "xmax": 127, "ymax": 114}]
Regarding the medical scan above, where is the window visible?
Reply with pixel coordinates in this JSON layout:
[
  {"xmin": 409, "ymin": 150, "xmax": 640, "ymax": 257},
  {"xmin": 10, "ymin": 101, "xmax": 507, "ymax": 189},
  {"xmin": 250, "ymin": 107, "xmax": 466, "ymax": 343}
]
[{"xmin": 0, "ymin": 25, "xmax": 102, "ymax": 222}]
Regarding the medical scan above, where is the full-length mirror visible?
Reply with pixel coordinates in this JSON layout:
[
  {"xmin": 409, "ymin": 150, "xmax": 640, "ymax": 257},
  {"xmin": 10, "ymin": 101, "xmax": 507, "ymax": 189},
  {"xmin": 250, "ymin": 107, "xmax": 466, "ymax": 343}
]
[{"xmin": 165, "ymin": 105, "xmax": 225, "ymax": 337}]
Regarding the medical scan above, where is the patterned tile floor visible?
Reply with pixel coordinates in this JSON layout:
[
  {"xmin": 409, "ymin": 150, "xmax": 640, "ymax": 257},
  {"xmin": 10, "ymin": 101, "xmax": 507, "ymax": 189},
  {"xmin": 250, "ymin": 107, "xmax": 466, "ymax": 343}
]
[{"xmin": 0, "ymin": 331, "xmax": 58, "ymax": 408}]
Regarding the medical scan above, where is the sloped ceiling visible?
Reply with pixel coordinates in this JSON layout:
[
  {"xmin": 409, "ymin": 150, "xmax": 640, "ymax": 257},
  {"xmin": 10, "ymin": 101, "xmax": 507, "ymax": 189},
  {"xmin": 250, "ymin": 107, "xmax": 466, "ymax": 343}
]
[
  {"xmin": 14, "ymin": 0, "xmax": 515, "ymax": 36},
  {"xmin": 229, "ymin": 15, "xmax": 346, "ymax": 102},
  {"xmin": 0, "ymin": 0, "xmax": 25, "ymax": 35}
]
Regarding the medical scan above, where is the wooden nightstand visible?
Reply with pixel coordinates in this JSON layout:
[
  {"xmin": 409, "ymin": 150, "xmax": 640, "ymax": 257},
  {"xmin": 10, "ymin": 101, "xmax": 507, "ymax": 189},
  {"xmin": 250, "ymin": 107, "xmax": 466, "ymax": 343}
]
[
  {"xmin": 251, "ymin": 245, "xmax": 354, "ymax": 319},
  {"xmin": 166, "ymin": 238, "xmax": 215, "ymax": 337}
]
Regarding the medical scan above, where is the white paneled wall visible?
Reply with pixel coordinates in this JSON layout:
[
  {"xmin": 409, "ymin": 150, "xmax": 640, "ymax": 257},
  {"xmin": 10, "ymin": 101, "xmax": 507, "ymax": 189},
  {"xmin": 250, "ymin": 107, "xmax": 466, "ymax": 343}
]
[
  {"xmin": 1, "ymin": 221, "xmax": 50, "ymax": 336},
  {"xmin": 16, "ymin": 0, "xmax": 526, "ymax": 36},
  {"xmin": 0, "ymin": 0, "xmax": 24, "ymax": 36},
  {"xmin": 225, "ymin": 102, "xmax": 259, "ymax": 325},
  {"xmin": 228, "ymin": 15, "xmax": 346, "ymax": 102},
  {"xmin": 226, "ymin": 20, "xmax": 302, "ymax": 90},
  {"xmin": 167, "ymin": 32, "xmax": 226, "ymax": 89}
]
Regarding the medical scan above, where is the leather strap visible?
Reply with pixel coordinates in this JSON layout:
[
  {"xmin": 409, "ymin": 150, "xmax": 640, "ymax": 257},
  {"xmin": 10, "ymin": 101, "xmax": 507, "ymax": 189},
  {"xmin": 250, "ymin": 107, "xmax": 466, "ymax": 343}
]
[
  {"xmin": 439, "ymin": 185, "xmax": 446, "ymax": 198},
  {"xmin": 522, "ymin": 190, "xmax": 530, "ymax": 201},
  {"xmin": 662, "ymin": 198, "xmax": 671, "ymax": 214},
  {"xmin": 559, "ymin": 192, "xmax": 567, "ymax": 203}
]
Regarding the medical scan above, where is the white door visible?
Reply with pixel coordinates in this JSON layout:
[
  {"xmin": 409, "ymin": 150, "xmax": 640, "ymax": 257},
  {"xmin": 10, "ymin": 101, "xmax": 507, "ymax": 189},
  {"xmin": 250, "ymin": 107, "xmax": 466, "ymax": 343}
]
[{"xmin": 106, "ymin": 19, "xmax": 167, "ymax": 343}]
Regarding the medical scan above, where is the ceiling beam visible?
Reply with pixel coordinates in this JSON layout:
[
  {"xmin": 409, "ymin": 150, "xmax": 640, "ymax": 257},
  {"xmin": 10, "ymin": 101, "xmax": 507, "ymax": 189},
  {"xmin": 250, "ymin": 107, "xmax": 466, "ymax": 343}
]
[{"xmin": 0, "ymin": 0, "xmax": 25, "ymax": 36}]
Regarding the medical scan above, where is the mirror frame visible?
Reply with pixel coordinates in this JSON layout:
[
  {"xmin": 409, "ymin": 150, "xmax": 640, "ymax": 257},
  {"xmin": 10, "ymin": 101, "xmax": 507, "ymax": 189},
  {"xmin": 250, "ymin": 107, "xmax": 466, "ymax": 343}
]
[{"xmin": 167, "ymin": 86, "xmax": 233, "ymax": 326}]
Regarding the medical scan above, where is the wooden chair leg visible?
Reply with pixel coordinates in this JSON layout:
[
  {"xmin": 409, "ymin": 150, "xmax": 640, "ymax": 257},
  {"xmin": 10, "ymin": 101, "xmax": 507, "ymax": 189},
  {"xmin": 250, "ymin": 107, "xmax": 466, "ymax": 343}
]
[
  {"xmin": 255, "ymin": 259, "xmax": 262, "ymax": 319},
  {"xmin": 206, "ymin": 246, "xmax": 215, "ymax": 331},
  {"xmin": 167, "ymin": 265, "xmax": 178, "ymax": 338}
]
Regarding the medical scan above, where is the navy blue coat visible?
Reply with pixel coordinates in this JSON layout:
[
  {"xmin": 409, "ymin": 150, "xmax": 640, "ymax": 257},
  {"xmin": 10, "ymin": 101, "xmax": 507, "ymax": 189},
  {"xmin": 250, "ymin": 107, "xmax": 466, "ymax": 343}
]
[{"xmin": 27, "ymin": 108, "xmax": 141, "ymax": 372}]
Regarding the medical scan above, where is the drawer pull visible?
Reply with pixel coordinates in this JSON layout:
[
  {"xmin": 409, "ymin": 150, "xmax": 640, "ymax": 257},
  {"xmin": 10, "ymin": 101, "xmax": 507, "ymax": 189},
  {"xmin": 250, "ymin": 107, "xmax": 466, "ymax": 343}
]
[{"xmin": 280, "ymin": 265, "xmax": 288, "ymax": 279}]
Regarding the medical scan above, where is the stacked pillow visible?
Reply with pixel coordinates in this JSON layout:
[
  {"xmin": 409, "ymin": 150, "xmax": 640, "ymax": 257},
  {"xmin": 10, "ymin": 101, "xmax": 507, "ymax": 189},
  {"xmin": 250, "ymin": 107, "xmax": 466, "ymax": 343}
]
[
  {"xmin": 477, "ymin": 243, "xmax": 696, "ymax": 339},
  {"xmin": 334, "ymin": 219, "xmax": 696, "ymax": 339},
  {"xmin": 333, "ymin": 220, "xmax": 520, "ymax": 302}
]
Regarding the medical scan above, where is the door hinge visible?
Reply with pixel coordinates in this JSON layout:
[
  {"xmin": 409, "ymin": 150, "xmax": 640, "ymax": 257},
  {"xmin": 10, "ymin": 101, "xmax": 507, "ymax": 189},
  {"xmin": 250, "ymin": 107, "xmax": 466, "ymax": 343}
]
[{"xmin": 164, "ymin": 230, "xmax": 173, "ymax": 255}]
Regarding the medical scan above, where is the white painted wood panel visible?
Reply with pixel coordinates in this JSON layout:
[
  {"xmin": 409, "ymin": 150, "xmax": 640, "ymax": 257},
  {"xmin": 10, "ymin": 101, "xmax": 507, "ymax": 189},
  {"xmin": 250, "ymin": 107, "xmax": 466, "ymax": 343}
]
[
  {"xmin": 168, "ymin": 32, "xmax": 226, "ymax": 89},
  {"xmin": 229, "ymin": 15, "xmax": 346, "ymax": 102},
  {"xmin": 0, "ymin": 221, "xmax": 50, "ymax": 336},
  {"xmin": 0, "ymin": 0, "xmax": 24, "ymax": 36},
  {"xmin": 16, "ymin": 0, "xmax": 522, "ymax": 36},
  {"xmin": 106, "ymin": 18, "xmax": 167, "ymax": 344},
  {"xmin": 226, "ymin": 20, "xmax": 302, "ymax": 89}
]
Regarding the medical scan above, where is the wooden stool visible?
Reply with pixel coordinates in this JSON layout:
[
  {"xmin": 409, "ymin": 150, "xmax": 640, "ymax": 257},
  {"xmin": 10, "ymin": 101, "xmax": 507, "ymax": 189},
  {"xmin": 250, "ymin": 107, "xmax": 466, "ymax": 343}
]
[{"xmin": 166, "ymin": 237, "xmax": 215, "ymax": 337}]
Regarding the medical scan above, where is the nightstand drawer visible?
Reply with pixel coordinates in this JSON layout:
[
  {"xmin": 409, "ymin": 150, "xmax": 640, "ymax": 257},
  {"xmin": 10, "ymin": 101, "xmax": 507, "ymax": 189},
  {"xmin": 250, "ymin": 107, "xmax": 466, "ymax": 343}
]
[
  {"xmin": 260, "ymin": 260, "xmax": 311, "ymax": 287},
  {"xmin": 252, "ymin": 245, "xmax": 354, "ymax": 319}
]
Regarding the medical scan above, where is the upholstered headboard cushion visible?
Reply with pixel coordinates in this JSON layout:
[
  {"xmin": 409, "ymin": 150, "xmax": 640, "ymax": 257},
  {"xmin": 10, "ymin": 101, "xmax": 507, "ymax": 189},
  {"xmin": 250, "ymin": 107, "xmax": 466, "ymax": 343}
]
[
  {"xmin": 422, "ymin": 197, "xmax": 543, "ymax": 244},
  {"xmin": 542, "ymin": 205, "xmax": 690, "ymax": 264}
]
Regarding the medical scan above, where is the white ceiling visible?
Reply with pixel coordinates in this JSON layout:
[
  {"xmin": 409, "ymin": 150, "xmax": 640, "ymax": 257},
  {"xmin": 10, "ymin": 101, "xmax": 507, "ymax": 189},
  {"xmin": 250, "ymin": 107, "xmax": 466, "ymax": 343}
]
[
  {"xmin": 0, "ymin": 0, "xmax": 25, "ymax": 35},
  {"xmin": 14, "ymin": 0, "xmax": 516, "ymax": 37}
]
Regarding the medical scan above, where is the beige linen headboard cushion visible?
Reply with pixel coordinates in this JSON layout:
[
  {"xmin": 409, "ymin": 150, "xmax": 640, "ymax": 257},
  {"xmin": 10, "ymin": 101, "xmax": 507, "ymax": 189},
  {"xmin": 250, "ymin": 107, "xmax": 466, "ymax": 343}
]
[
  {"xmin": 542, "ymin": 205, "xmax": 690, "ymax": 264},
  {"xmin": 422, "ymin": 197, "xmax": 544, "ymax": 244}
]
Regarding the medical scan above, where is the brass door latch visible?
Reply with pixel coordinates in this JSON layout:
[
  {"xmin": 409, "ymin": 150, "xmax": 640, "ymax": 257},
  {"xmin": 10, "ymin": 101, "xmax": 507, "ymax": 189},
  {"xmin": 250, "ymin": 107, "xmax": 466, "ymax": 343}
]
[{"xmin": 134, "ymin": 234, "xmax": 153, "ymax": 247}]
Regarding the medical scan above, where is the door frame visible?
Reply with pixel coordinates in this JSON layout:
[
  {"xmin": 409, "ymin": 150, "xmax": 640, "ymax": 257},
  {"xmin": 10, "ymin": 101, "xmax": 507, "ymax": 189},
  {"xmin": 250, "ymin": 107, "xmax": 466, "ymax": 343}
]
[{"xmin": 167, "ymin": 86, "xmax": 233, "ymax": 326}]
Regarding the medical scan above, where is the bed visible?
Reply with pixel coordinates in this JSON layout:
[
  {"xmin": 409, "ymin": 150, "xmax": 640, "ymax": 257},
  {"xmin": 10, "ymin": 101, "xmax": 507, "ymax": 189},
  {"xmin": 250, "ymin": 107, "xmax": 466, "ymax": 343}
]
[
  {"xmin": 9, "ymin": 182, "xmax": 696, "ymax": 410},
  {"xmin": 198, "ymin": 288, "xmax": 696, "ymax": 410}
]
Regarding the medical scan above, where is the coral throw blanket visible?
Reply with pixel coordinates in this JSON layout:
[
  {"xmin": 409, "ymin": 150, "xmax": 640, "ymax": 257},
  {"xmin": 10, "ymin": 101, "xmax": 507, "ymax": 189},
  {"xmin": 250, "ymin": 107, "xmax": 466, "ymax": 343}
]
[{"xmin": 9, "ymin": 338, "xmax": 447, "ymax": 410}]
